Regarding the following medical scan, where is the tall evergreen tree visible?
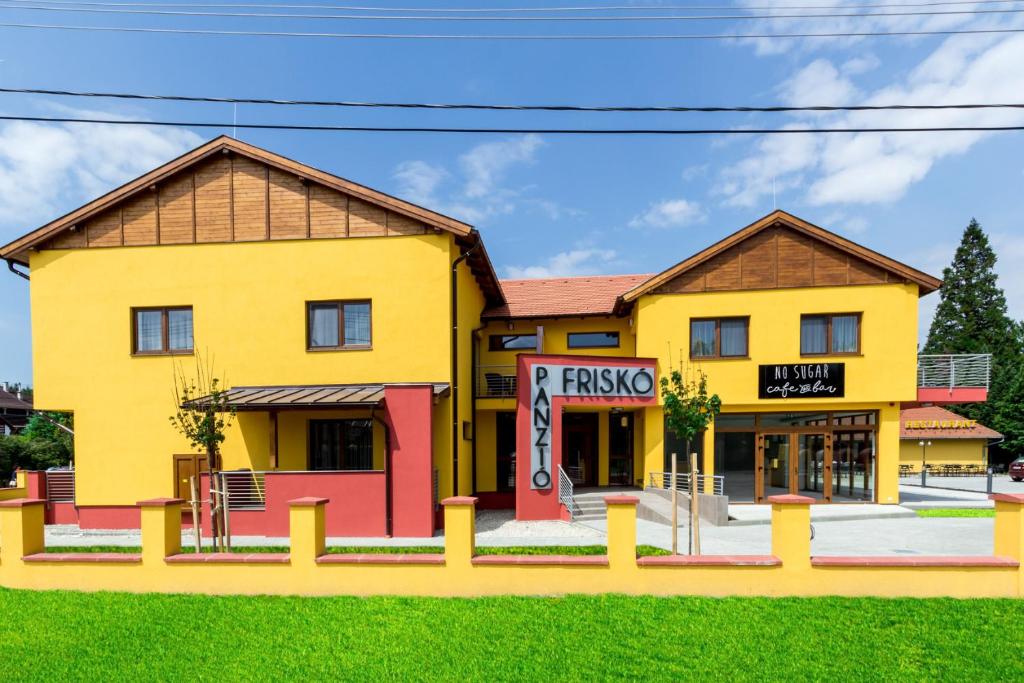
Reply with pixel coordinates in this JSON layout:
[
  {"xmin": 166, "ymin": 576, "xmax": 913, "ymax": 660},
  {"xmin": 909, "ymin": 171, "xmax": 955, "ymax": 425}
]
[{"xmin": 923, "ymin": 218, "xmax": 1024, "ymax": 458}]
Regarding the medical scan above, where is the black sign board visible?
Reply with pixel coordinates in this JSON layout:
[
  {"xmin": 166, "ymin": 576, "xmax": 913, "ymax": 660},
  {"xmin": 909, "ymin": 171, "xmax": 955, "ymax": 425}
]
[{"xmin": 758, "ymin": 363, "xmax": 845, "ymax": 399}]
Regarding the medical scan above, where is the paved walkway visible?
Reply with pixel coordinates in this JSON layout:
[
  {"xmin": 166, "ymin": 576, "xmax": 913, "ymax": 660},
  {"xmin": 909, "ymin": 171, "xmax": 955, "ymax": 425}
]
[{"xmin": 899, "ymin": 473, "xmax": 1024, "ymax": 496}]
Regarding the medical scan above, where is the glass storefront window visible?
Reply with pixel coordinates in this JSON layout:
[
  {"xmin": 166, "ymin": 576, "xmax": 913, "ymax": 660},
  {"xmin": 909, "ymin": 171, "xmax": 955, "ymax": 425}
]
[
  {"xmin": 832, "ymin": 411, "xmax": 877, "ymax": 426},
  {"xmin": 758, "ymin": 413, "xmax": 830, "ymax": 428},
  {"xmin": 715, "ymin": 414, "xmax": 755, "ymax": 429}
]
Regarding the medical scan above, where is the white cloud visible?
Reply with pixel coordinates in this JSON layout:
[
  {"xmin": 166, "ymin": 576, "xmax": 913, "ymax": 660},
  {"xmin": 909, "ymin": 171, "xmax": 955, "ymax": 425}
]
[
  {"xmin": 392, "ymin": 134, "xmax": 556, "ymax": 224},
  {"xmin": 504, "ymin": 248, "xmax": 617, "ymax": 279},
  {"xmin": 628, "ymin": 198, "xmax": 706, "ymax": 229},
  {"xmin": 0, "ymin": 117, "xmax": 201, "ymax": 228},
  {"xmin": 842, "ymin": 54, "xmax": 881, "ymax": 76},
  {"xmin": 718, "ymin": 33, "xmax": 1024, "ymax": 209}
]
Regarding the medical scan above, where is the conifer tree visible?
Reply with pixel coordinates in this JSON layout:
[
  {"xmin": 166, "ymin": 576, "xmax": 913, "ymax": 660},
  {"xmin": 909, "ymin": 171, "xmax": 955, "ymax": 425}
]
[{"xmin": 923, "ymin": 218, "xmax": 1024, "ymax": 457}]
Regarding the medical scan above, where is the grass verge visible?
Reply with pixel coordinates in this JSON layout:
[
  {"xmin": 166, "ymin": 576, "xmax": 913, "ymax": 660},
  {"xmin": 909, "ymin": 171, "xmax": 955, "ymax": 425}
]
[
  {"xmin": 0, "ymin": 589, "xmax": 1020, "ymax": 681},
  {"xmin": 915, "ymin": 508, "xmax": 995, "ymax": 518}
]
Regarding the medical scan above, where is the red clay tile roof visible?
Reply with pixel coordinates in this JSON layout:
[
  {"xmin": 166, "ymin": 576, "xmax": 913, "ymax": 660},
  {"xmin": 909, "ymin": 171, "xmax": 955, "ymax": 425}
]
[
  {"xmin": 483, "ymin": 274, "xmax": 654, "ymax": 319},
  {"xmin": 900, "ymin": 406, "xmax": 1002, "ymax": 440}
]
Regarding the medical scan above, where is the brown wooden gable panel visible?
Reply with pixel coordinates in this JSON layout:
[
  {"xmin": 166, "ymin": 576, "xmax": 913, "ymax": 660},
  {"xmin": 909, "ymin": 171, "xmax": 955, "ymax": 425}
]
[
  {"xmin": 194, "ymin": 157, "xmax": 232, "ymax": 243},
  {"xmin": 386, "ymin": 211, "xmax": 426, "ymax": 236},
  {"xmin": 158, "ymin": 175, "xmax": 194, "ymax": 245},
  {"xmin": 46, "ymin": 225, "xmax": 87, "ymax": 249},
  {"xmin": 232, "ymin": 156, "xmax": 267, "ymax": 242},
  {"xmin": 268, "ymin": 168, "xmax": 307, "ymax": 240},
  {"xmin": 776, "ymin": 229, "xmax": 814, "ymax": 287},
  {"xmin": 652, "ymin": 224, "xmax": 904, "ymax": 295},
  {"xmin": 86, "ymin": 209, "xmax": 122, "ymax": 247},
  {"xmin": 309, "ymin": 184, "xmax": 347, "ymax": 238},
  {"xmin": 813, "ymin": 241, "xmax": 849, "ymax": 286},
  {"xmin": 122, "ymin": 193, "xmax": 158, "ymax": 246},
  {"xmin": 739, "ymin": 228, "xmax": 777, "ymax": 289},
  {"xmin": 349, "ymin": 198, "xmax": 387, "ymax": 237}
]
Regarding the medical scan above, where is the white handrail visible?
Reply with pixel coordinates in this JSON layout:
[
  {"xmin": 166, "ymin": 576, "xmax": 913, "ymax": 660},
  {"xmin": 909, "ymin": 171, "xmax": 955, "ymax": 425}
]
[
  {"xmin": 648, "ymin": 471, "xmax": 725, "ymax": 496},
  {"xmin": 557, "ymin": 464, "xmax": 581, "ymax": 519}
]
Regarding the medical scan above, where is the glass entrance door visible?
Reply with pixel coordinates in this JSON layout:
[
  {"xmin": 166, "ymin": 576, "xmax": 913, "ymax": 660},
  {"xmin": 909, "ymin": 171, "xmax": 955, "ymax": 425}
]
[
  {"xmin": 833, "ymin": 431, "xmax": 875, "ymax": 501},
  {"xmin": 608, "ymin": 412, "xmax": 634, "ymax": 486},
  {"xmin": 797, "ymin": 433, "xmax": 829, "ymax": 501},
  {"xmin": 761, "ymin": 434, "xmax": 791, "ymax": 501}
]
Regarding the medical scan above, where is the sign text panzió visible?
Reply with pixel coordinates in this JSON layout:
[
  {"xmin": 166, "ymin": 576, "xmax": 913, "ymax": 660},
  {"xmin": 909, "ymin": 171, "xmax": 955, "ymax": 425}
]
[{"xmin": 529, "ymin": 364, "xmax": 656, "ymax": 490}]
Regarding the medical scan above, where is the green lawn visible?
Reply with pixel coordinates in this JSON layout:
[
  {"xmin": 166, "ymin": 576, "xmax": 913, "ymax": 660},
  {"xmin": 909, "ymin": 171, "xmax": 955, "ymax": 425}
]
[
  {"xmin": 915, "ymin": 508, "xmax": 995, "ymax": 518},
  {"xmin": 0, "ymin": 589, "xmax": 1020, "ymax": 681},
  {"xmin": 45, "ymin": 544, "xmax": 672, "ymax": 556}
]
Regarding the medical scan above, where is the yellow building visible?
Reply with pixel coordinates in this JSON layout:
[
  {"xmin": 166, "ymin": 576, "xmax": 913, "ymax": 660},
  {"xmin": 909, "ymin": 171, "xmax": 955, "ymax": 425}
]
[
  {"xmin": 899, "ymin": 405, "xmax": 1002, "ymax": 474},
  {"xmin": 3, "ymin": 136, "xmax": 979, "ymax": 536}
]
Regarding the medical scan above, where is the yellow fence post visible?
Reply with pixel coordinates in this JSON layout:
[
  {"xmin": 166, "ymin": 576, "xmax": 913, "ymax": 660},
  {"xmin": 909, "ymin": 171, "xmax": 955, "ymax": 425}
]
[
  {"xmin": 139, "ymin": 498, "xmax": 183, "ymax": 564},
  {"xmin": 442, "ymin": 496, "xmax": 477, "ymax": 567},
  {"xmin": 605, "ymin": 495, "xmax": 638, "ymax": 570},
  {"xmin": 289, "ymin": 497, "xmax": 327, "ymax": 565},
  {"xmin": 0, "ymin": 499, "xmax": 45, "ymax": 564},
  {"xmin": 15, "ymin": 470, "xmax": 26, "ymax": 488},
  {"xmin": 992, "ymin": 493, "xmax": 1024, "ymax": 596},
  {"xmin": 769, "ymin": 494, "xmax": 814, "ymax": 569}
]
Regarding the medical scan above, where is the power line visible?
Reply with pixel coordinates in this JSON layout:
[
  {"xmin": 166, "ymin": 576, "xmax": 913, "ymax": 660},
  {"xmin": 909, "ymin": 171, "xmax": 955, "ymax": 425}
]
[
  {"xmin": 3, "ymin": 0, "xmax": 1023, "ymax": 10},
  {"xmin": 2, "ymin": 20, "xmax": 1023, "ymax": 38},
  {"xmin": 1, "ymin": 114, "xmax": 1022, "ymax": 134},
  {"xmin": 3, "ymin": 2, "xmax": 1024, "ymax": 20},
  {"xmin": 5, "ymin": 86, "xmax": 1024, "ymax": 113}
]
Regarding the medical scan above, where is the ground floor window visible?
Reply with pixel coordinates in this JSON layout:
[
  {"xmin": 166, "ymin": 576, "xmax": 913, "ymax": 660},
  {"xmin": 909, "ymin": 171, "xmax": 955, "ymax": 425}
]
[
  {"xmin": 309, "ymin": 419, "xmax": 373, "ymax": 471},
  {"xmin": 714, "ymin": 411, "xmax": 877, "ymax": 503}
]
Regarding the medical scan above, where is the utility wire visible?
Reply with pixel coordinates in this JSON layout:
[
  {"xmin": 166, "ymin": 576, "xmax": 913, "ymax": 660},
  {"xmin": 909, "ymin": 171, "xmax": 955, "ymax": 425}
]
[
  {"xmin": 3, "ymin": 0, "xmax": 1023, "ymax": 10},
  {"xmin": 4, "ymin": 86, "xmax": 1024, "ymax": 113},
  {"xmin": 2, "ymin": 20, "xmax": 1023, "ymax": 38},
  {"xmin": 3, "ymin": 2, "xmax": 1024, "ymax": 20},
  {"xmin": 1, "ymin": 114, "xmax": 1022, "ymax": 134}
]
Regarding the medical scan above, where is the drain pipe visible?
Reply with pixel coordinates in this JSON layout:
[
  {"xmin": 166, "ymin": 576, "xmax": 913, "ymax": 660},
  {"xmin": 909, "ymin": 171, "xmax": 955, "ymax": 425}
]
[
  {"xmin": 5, "ymin": 259, "xmax": 29, "ymax": 281},
  {"xmin": 450, "ymin": 240, "xmax": 480, "ymax": 498},
  {"xmin": 469, "ymin": 321, "xmax": 487, "ymax": 494}
]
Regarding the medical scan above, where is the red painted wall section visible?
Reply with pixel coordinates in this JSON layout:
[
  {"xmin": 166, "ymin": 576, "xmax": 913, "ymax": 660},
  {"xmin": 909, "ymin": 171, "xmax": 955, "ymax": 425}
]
[
  {"xmin": 49, "ymin": 502, "xmax": 80, "ymax": 525},
  {"xmin": 384, "ymin": 384, "xmax": 436, "ymax": 538},
  {"xmin": 516, "ymin": 354, "xmax": 659, "ymax": 522},
  {"xmin": 78, "ymin": 506, "xmax": 139, "ymax": 529},
  {"xmin": 199, "ymin": 471, "xmax": 387, "ymax": 538},
  {"xmin": 917, "ymin": 387, "xmax": 988, "ymax": 404},
  {"xmin": 23, "ymin": 471, "xmax": 45, "ymax": 499}
]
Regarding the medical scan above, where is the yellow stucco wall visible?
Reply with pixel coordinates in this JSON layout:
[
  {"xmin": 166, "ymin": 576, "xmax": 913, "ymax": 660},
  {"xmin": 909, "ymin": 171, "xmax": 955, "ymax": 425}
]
[
  {"xmin": 899, "ymin": 439, "xmax": 988, "ymax": 467},
  {"xmin": 29, "ymin": 234, "xmax": 462, "ymax": 506}
]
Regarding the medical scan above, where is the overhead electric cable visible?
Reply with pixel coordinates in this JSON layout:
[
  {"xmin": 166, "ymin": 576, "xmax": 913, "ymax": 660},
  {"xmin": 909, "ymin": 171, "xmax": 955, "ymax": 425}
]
[
  {"xmin": 4, "ymin": 86, "xmax": 1024, "ymax": 113},
  {"xmin": 3, "ymin": 2, "xmax": 1024, "ymax": 20},
  {"xmin": 3, "ymin": 0, "xmax": 1023, "ymax": 10},
  {"xmin": 2, "ymin": 21, "xmax": 1023, "ymax": 38},
  {"xmin": 2, "ymin": 114, "xmax": 1023, "ymax": 134}
]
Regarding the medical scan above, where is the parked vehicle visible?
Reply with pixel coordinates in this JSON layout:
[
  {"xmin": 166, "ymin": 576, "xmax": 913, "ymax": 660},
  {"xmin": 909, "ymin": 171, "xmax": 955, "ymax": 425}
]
[{"xmin": 1009, "ymin": 457, "xmax": 1024, "ymax": 482}]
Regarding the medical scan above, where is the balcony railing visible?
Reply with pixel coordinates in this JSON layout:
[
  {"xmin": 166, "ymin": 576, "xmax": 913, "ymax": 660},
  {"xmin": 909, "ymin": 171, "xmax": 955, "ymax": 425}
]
[
  {"xmin": 918, "ymin": 354, "xmax": 991, "ymax": 390},
  {"xmin": 477, "ymin": 365, "xmax": 517, "ymax": 398}
]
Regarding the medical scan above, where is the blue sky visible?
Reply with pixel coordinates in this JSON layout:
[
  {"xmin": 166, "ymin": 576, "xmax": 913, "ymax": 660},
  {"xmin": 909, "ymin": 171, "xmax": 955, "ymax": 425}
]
[{"xmin": 1, "ymin": 2, "xmax": 1023, "ymax": 385}]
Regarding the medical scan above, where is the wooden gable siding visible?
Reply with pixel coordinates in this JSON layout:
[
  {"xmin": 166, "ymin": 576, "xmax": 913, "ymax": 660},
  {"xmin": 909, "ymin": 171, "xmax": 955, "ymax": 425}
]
[
  {"xmin": 43, "ymin": 154, "xmax": 427, "ymax": 252},
  {"xmin": 652, "ymin": 226, "xmax": 893, "ymax": 294}
]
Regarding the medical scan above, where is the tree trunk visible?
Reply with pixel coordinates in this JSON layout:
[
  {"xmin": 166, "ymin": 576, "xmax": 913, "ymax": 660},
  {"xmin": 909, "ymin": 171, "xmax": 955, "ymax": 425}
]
[
  {"xmin": 685, "ymin": 438, "xmax": 692, "ymax": 555},
  {"xmin": 208, "ymin": 445, "xmax": 221, "ymax": 552}
]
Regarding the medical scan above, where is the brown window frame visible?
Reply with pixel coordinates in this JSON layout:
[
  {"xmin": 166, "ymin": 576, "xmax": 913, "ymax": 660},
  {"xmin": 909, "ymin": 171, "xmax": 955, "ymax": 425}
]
[
  {"xmin": 131, "ymin": 306, "xmax": 194, "ymax": 356},
  {"xmin": 566, "ymin": 331, "xmax": 620, "ymax": 349},
  {"xmin": 800, "ymin": 313, "xmax": 862, "ymax": 357},
  {"xmin": 305, "ymin": 300, "xmax": 373, "ymax": 352},
  {"xmin": 689, "ymin": 317, "xmax": 749, "ymax": 360},
  {"xmin": 488, "ymin": 333, "xmax": 538, "ymax": 352}
]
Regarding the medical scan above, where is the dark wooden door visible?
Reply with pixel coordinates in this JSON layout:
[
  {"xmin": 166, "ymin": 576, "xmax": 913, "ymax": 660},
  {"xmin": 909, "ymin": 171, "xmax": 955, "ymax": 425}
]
[
  {"xmin": 173, "ymin": 454, "xmax": 208, "ymax": 502},
  {"xmin": 608, "ymin": 412, "xmax": 634, "ymax": 486},
  {"xmin": 562, "ymin": 413, "xmax": 598, "ymax": 486}
]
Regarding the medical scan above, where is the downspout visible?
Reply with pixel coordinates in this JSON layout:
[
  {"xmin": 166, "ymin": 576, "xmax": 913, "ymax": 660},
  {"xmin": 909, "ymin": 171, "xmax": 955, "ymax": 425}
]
[
  {"xmin": 451, "ymin": 240, "xmax": 481, "ymax": 497},
  {"xmin": 470, "ymin": 321, "xmax": 487, "ymax": 494},
  {"xmin": 5, "ymin": 259, "xmax": 30, "ymax": 281}
]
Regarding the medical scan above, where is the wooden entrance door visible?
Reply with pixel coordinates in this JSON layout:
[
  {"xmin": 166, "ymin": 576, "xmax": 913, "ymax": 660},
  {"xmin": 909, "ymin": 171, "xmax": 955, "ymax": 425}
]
[
  {"xmin": 173, "ymin": 454, "xmax": 208, "ymax": 501},
  {"xmin": 608, "ymin": 412, "xmax": 634, "ymax": 486},
  {"xmin": 562, "ymin": 413, "xmax": 598, "ymax": 487}
]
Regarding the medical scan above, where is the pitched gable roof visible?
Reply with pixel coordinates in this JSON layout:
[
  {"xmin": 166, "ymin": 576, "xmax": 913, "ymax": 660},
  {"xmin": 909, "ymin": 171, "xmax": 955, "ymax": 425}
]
[
  {"xmin": 900, "ymin": 405, "xmax": 1002, "ymax": 440},
  {"xmin": 618, "ymin": 210, "xmax": 941, "ymax": 307}
]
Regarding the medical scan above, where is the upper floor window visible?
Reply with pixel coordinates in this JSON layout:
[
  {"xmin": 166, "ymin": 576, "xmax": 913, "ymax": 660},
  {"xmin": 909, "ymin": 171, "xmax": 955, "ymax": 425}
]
[
  {"xmin": 307, "ymin": 300, "xmax": 371, "ymax": 350},
  {"xmin": 489, "ymin": 334, "xmax": 537, "ymax": 351},
  {"xmin": 800, "ymin": 313, "xmax": 860, "ymax": 355},
  {"xmin": 567, "ymin": 332, "xmax": 620, "ymax": 349},
  {"xmin": 690, "ymin": 317, "xmax": 748, "ymax": 359},
  {"xmin": 132, "ymin": 306, "xmax": 193, "ymax": 355}
]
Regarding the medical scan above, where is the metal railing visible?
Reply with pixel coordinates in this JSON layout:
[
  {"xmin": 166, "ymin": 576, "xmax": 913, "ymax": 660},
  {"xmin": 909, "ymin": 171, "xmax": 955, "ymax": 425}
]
[
  {"xmin": 649, "ymin": 471, "xmax": 725, "ymax": 496},
  {"xmin": 221, "ymin": 471, "xmax": 267, "ymax": 511},
  {"xmin": 918, "ymin": 354, "xmax": 991, "ymax": 390},
  {"xmin": 476, "ymin": 365, "xmax": 517, "ymax": 398},
  {"xmin": 45, "ymin": 470, "xmax": 75, "ymax": 503},
  {"xmin": 557, "ymin": 464, "xmax": 581, "ymax": 520}
]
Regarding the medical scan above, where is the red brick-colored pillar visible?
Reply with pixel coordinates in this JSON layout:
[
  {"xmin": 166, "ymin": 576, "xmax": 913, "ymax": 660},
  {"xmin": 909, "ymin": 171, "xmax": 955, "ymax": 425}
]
[
  {"xmin": 23, "ymin": 471, "xmax": 46, "ymax": 499},
  {"xmin": 384, "ymin": 384, "xmax": 436, "ymax": 538}
]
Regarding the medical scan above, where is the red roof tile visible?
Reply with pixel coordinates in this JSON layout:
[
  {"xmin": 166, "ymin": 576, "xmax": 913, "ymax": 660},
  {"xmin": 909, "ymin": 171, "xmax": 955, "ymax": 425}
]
[
  {"xmin": 900, "ymin": 406, "xmax": 1002, "ymax": 440},
  {"xmin": 483, "ymin": 274, "xmax": 653, "ymax": 319}
]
